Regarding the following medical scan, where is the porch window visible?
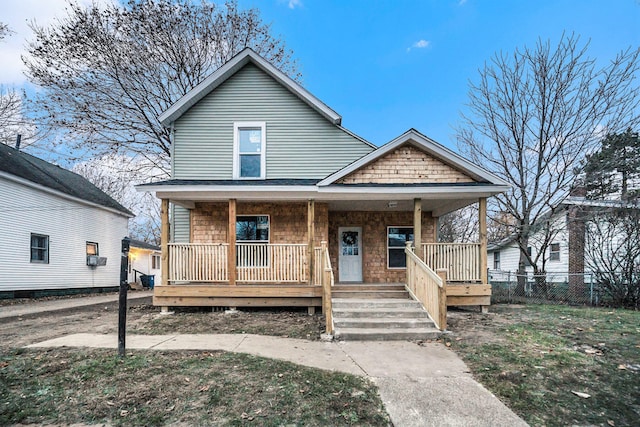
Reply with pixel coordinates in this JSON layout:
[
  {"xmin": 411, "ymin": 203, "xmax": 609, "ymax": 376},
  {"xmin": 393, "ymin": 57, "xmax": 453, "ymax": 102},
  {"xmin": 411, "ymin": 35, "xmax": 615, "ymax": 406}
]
[
  {"xmin": 493, "ymin": 251, "xmax": 501, "ymax": 270},
  {"xmin": 387, "ymin": 226, "xmax": 413, "ymax": 269},
  {"xmin": 233, "ymin": 122, "xmax": 266, "ymax": 179},
  {"xmin": 30, "ymin": 233, "xmax": 49, "ymax": 264},
  {"xmin": 236, "ymin": 215, "xmax": 269, "ymax": 267},
  {"xmin": 549, "ymin": 242, "xmax": 560, "ymax": 261}
]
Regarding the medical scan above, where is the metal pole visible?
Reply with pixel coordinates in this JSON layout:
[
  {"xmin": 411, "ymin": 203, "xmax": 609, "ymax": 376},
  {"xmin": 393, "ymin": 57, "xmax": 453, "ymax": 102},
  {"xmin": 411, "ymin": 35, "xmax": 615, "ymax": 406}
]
[{"xmin": 118, "ymin": 237, "xmax": 130, "ymax": 357}]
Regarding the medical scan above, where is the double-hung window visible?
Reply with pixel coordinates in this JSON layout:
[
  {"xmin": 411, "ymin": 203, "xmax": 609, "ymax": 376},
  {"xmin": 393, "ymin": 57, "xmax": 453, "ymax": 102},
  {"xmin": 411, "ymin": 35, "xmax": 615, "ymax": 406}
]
[
  {"xmin": 236, "ymin": 215, "xmax": 270, "ymax": 267},
  {"xmin": 233, "ymin": 122, "xmax": 266, "ymax": 179},
  {"xmin": 493, "ymin": 251, "xmax": 501, "ymax": 270},
  {"xmin": 387, "ymin": 226, "xmax": 414, "ymax": 269},
  {"xmin": 549, "ymin": 242, "xmax": 560, "ymax": 261},
  {"xmin": 30, "ymin": 233, "xmax": 49, "ymax": 263}
]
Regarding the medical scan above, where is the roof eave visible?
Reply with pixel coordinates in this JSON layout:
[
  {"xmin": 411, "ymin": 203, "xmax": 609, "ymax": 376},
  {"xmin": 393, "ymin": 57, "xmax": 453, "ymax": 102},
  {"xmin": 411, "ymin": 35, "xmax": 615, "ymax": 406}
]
[{"xmin": 159, "ymin": 48, "xmax": 342, "ymax": 127}]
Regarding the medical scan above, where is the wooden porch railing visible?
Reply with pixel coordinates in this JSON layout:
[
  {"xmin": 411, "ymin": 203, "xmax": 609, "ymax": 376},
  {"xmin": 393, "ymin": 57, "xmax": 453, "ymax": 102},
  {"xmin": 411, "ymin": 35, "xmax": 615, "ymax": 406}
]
[
  {"xmin": 406, "ymin": 244, "xmax": 447, "ymax": 330},
  {"xmin": 422, "ymin": 243, "xmax": 481, "ymax": 282},
  {"xmin": 236, "ymin": 243, "xmax": 307, "ymax": 283},
  {"xmin": 320, "ymin": 241, "xmax": 334, "ymax": 334},
  {"xmin": 168, "ymin": 243, "xmax": 229, "ymax": 282},
  {"xmin": 313, "ymin": 247, "xmax": 323, "ymax": 285}
]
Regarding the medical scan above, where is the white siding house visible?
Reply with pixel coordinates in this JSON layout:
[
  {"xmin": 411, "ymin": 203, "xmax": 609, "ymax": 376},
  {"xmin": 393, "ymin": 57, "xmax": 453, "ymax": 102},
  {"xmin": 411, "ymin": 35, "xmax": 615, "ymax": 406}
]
[
  {"xmin": 0, "ymin": 144, "xmax": 133, "ymax": 296},
  {"xmin": 127, "ymin": 239, "xmax": 162, "ymax": 287}
]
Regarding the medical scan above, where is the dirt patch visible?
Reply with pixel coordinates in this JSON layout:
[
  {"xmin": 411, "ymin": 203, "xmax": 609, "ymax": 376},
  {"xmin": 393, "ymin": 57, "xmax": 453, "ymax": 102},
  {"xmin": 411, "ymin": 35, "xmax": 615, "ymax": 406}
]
[{"xmin": 0, "ymin": 301, "xmax": 324, "ymax": 348}]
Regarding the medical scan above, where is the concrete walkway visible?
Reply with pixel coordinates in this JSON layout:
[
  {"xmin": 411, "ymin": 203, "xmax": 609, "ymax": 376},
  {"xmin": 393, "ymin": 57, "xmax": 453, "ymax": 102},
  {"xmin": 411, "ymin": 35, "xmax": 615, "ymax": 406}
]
[
  {"xmin": 29, "ymin": 333, "xmax": 528, "ymax": 427},
  {"xmin": 0, "ymin": 290, "xmax": 153, "ymax": 320}
]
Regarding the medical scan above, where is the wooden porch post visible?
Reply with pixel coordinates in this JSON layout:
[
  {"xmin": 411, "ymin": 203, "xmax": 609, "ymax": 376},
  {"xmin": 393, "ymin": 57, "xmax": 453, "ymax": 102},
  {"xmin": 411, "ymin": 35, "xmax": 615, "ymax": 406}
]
[
  {"xmin": 307, "ymin": 200, "xmax": 315, "ymax": 286},
  {"xmin": 160, "ymin": 199, "xmax": 170, "ymax": 287},
  {"xmin": 413, "ymin": 198, "xmax": 422, "ymax": 259},
  {"xmin": 479, "ymin": 197, "xmax": 488, "ymax": 284},
  {"xmin": 228, "ymin": 199, "xmax": 236, "ymax": 286}
]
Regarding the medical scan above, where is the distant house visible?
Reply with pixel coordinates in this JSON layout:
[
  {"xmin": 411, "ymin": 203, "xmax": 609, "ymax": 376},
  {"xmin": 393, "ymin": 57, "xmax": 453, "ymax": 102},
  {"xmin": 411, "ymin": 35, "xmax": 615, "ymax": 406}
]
[
  {"xmin": 127, "ymin": 239, "xmax": 162, "ymax": 287},
  {"xmin": 139, "ymin": 48, "xmax": 509, "ymax": 335},
  {"xmin": 487, "ymin": 196, "xmax": 638, "ymax": 283},
  {"xmin": 0, "ymin": 143, "xmax": 134, "ymax": 297}
]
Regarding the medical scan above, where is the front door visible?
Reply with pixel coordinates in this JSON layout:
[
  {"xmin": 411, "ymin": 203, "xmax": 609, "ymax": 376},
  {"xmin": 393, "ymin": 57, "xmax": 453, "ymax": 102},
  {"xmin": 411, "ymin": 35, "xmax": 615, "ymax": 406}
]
[{"xmin": 338, "ymin": 227, "xmax": 362, "ymax": 282}]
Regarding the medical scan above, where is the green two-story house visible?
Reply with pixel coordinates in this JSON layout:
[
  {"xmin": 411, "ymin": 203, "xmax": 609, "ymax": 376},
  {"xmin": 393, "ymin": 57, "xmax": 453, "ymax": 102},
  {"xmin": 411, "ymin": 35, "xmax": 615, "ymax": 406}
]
[{"xmin": 139, "ymin": 48, "xmax": 509, "ymax": 335}]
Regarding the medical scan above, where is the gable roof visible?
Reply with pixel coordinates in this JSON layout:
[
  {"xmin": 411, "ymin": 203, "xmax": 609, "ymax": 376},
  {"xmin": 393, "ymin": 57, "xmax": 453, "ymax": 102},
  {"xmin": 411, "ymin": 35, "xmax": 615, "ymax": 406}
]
[
  {"xmin": 0, "ymin": 144, "xmax": 134, "ymax": 217},
  {"xmin": 159, "ymin": 48, "xmax": 342, "ymax": 127},
  {"xmin": 318, "ymin": 128, "xmax": 511, "ymax": 187}
]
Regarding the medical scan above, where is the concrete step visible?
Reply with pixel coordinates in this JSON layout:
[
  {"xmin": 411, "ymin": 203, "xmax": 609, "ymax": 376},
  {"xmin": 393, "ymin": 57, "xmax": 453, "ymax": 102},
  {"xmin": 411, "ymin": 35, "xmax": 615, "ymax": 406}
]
[
  {"xmin": 334, "ymin": 327, "xmax": 441, "ymax": 341},
  {"xmin": 332, "ymin": 298, "xmax": 423, "ymax": 309},
  {"xmin": 331, "ymin": 290, "xmax": 410, "ymax": 299},
  {"xmin": 332, "ymin": 307, "xmax": 431, "ymax": 319},
  {"xmin": 333, "ymin": 317, "xmax": 435, "ymax": 329}
]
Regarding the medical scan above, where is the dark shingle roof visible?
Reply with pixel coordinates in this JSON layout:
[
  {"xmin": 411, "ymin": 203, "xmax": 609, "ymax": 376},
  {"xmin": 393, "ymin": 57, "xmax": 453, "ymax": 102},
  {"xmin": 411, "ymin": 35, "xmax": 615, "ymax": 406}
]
[
  {"xmin": 0, "ymin": 144, "xmax": 134, "ymax": 216},
  {"xmin": 138, "ymin": 179, "xmax": 320, "ymax": 187}
]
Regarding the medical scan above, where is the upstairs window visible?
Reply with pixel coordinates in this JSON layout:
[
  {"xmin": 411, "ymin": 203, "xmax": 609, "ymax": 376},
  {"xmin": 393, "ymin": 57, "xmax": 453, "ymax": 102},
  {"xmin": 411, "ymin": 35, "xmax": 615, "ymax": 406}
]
[
  {"xmin": 30, "ymin": 233, "xmax": 49, "ymax": 263},
  {"xmin": 233, "ymin": 122, "xmax": 266, "ymax": 179},
  {"xmin": 549, "ymin": 242, "xmax": 560, "ymax": 261}
]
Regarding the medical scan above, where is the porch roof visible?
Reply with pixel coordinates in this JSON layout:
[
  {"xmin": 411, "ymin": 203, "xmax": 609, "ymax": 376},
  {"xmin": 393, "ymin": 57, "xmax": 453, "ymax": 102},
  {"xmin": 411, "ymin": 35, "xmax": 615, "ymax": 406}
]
[{"xmin": 137, "ymin": 179, "xmax": 509, "ymax": 216}]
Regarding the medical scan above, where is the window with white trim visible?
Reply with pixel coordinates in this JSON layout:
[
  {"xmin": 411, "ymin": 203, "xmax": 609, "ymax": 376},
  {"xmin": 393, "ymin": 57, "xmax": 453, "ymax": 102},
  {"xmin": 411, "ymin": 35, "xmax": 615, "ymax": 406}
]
[
  {"xmin": 233, "ymin": 122, "xmax": 266, "ymax": 179},
  {"xmin": 30, "ymin": 233, "xmax": 49, "ymax": 263},
  {"xmin": 493, "ymin": 251, "xmax": 501, "ymax": 270},
  {"xmin": 236, "ymin": 215, "xmax": 270, "ymax": 267},
  {"xmin": 152, "ymin": 254, "xmax": 160, "ymax": 270},
  {"xmin": 387, "ymin": 226, "xmax": 414, "ymax": 269},
  {"xmin": 549, "ymin": 242, "xmax": 560, "ymax": 261}
]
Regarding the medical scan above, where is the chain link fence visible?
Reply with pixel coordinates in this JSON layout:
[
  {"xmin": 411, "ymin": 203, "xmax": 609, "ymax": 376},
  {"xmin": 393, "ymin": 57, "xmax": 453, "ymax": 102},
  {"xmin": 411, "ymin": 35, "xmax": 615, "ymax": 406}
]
[{"xmin": 489, "ymin": 270, "xmax": 601, "ymax": 306}]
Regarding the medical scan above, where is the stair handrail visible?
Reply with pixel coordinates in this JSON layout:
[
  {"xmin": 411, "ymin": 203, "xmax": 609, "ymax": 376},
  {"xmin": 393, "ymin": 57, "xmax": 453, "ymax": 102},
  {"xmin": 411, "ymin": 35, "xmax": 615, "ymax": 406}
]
[
  {"xmin": 320, "ymin": 241, "xmax": 334, "ymax": 334},
  {"xmin": 405, "ymin": 242, "xmax": 447, "ymax": 330}
]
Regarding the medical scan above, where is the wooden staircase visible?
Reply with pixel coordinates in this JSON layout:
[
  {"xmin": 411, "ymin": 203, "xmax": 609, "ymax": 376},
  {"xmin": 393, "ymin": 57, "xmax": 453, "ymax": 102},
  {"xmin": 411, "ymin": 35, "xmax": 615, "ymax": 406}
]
[{"xmin": 331, "ymin": 284, "xmax": 442, "ymax": 341}]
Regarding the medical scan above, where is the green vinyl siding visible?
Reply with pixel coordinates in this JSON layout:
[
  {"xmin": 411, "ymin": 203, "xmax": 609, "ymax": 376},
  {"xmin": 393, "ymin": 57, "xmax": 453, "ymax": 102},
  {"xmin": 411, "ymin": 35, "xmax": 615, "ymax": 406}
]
[
  {"xmin": 173, "ymin": 64, "xmax": 373, "ymax": 180},
  {"xmin": 172, "ymin": 205, "xmax": 190, "ymax": 243}
]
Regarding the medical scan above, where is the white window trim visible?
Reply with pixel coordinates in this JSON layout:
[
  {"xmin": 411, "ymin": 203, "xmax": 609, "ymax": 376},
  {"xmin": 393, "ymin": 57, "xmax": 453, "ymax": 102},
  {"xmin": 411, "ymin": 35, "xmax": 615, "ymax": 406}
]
[
  {"xmin": 86, "ymin": 241, "xmax": 99, "ymax": 256},
  {"xmin": 387, "ymin": 225, "xmax": 413, "ymax": 270},
  {"xmin": 493, "ymin": 251, "xmax": 501, "ymax": 270},
  {"xmin": 233, "ymin": 122, "xmax": 266, "ymax": 179}
]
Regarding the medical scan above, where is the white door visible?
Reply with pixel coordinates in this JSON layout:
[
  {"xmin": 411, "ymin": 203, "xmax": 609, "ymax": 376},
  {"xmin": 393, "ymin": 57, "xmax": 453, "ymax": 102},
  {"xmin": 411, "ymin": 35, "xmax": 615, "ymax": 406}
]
[{"xmin": 338, "ymin": 227, "xmax": 362, "ymax": 282}]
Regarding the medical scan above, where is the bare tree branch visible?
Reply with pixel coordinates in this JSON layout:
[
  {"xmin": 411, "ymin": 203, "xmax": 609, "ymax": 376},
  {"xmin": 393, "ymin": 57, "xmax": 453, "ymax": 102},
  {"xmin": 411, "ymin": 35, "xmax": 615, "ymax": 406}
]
[
  {"xmin": 457, "ymin": 34, "xmax": 640, "ymax": 282},
  {"xmin": 23, "ymin": 0, "xmax": 299, "ymax": 176}
]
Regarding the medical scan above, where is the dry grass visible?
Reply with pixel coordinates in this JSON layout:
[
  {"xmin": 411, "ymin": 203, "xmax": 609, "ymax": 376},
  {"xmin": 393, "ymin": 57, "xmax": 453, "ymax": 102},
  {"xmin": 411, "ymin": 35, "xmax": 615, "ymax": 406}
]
[{"xmin": 446, "ymin": 304, "xmax": 640, "ymax": 427}]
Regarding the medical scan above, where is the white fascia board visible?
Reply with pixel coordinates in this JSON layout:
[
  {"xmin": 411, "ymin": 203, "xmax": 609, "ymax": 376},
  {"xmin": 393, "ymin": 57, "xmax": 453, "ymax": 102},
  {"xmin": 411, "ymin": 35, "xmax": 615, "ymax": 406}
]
[
  {"xmin": 159, "ymin": 48, "xmax": 341, "ymax": 127},
  {"xmin": 318, "ymin": 129, "xmax": 512, "ymax": 187},
  {"xmin": 141, "ymin": 182, "xmax": 509, "ymax": 202},
  {"xmin": 0, "ymin": 171, "xmax": 135, "ymax": 218}
]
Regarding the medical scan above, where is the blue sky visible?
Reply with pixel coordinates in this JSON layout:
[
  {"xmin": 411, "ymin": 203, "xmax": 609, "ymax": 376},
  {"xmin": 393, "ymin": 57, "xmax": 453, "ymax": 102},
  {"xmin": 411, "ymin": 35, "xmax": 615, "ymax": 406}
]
[
  {"xmin": 240, "ymin": 0, "xmax": 640, "ymax": 148},
  {"xmin": 2, "ymin": 0, "xmax": 640, "ymax": 152}
]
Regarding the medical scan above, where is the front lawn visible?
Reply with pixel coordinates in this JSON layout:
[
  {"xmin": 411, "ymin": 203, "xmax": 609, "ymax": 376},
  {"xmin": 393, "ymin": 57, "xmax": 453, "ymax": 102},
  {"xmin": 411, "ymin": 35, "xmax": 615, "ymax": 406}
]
[{"xmin": 446, "ymin": 304, "xmax": 640, "ymax": 427}]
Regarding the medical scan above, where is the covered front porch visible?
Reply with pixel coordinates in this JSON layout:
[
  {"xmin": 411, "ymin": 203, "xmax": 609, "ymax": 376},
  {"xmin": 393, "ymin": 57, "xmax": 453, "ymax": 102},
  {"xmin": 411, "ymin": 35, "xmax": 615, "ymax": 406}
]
[{"xmin": 154, "ymin": 196, "xmax": 492, "ymax": 325}]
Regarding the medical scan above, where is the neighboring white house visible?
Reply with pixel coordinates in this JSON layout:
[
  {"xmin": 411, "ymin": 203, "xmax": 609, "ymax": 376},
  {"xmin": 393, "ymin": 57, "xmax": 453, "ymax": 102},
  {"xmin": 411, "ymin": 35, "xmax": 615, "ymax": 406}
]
[
  {"xmin": 487, "ymin": 196, "xmax": 638, "ymax": 283},
  {"xmin": 0, "ymin": 143, "xmax": 134, "ymax": 296},
  {"xmin": 127, "ymin": 239, "xmax": 161, "ymax": 287}
]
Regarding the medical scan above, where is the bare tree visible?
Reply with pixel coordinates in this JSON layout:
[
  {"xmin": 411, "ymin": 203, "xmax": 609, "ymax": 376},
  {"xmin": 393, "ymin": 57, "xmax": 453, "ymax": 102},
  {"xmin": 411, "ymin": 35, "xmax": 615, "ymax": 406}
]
[
  {"xmin": 0, "ymin": 22, "xmax": 12, "ymax": 40},
  {"xmin": 72, "ymin": 154, "xmax": 163, "ymax": 244},
  {"xmin": 584, "ymin": 207, "xmax": 640, "ymax": 308},
  {"xmin": 438, "ymin": 205, "xmax": 478, "ymax": 243},
  {"xmin": 23, "ymin": 0, "xmax": 298, "ymax": 175},
  {"xmin": 457, "ymin": 34, "xmax": 640, "ymax": 292}
]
